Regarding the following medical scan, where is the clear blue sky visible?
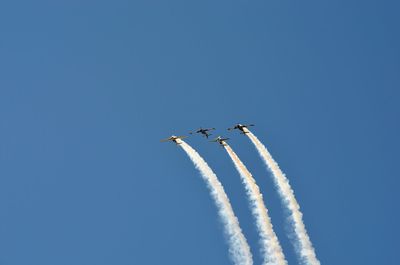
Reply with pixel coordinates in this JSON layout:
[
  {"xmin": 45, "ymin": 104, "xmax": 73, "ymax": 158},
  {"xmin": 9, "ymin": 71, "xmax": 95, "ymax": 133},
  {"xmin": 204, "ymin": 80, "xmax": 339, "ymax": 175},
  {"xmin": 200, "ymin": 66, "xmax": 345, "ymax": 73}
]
[{"xmin": 0, "ymin": 1, "xmax": 399, "ymax": 264}]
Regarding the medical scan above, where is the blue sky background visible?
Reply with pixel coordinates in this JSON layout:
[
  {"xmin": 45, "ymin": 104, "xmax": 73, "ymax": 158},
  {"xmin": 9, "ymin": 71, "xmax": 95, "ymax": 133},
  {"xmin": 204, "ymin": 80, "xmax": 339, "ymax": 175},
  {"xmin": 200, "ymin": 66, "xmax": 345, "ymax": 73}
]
[{"xmin": 0, "ymin": 1, "xmax": 399, "ymax": 264}]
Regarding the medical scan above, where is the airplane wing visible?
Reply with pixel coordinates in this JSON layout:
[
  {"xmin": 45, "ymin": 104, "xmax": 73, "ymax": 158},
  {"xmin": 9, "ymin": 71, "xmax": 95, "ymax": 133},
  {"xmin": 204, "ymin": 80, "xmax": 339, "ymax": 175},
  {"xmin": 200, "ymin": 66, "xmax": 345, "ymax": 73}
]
[{"xmin": 160, "ymin": 138, "xmax": 172, "ymax": 142}]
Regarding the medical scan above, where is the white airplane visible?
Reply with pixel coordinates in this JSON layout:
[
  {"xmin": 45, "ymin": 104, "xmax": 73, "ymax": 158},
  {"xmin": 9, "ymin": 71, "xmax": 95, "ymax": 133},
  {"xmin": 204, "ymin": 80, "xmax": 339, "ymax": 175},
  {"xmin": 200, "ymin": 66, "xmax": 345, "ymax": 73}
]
[
  {"xmin": 210, "ymin": 136, "xmax": 229, "ymax": 146},
  {"xmin": 160, "ymin": 135, "xmax": 187, "ymax": 145}
]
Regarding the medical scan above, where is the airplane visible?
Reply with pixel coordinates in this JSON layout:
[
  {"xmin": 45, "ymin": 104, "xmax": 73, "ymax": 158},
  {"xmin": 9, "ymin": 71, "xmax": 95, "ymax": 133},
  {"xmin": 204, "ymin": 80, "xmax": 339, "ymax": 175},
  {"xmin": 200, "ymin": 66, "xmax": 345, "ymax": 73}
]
[
  {"xmin": 210, "ymin": 136, "xmax": 229, "ymax": 146},
  {"xmin": 227, "ymin": 123, "xmax": 255, "ymax": 134},
  {"xmin": 189, "ymin": 127, "xmax": 216, "ymax": 138},
  {"xmin": 160, "ymin": 135, "xmax": 187, "ymax": 145}
]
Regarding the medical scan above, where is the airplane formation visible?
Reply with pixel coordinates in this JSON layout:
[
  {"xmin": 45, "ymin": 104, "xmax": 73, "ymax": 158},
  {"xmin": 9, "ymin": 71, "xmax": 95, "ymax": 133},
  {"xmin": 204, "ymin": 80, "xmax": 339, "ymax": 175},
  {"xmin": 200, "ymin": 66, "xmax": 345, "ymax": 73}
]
[
  {"xmin": 161, "ymin": 124, "xmax": 254, "ymax": 146},
  {"xmin": 161, "ymin": 122, "xmax": 320, "ymax": 264}
]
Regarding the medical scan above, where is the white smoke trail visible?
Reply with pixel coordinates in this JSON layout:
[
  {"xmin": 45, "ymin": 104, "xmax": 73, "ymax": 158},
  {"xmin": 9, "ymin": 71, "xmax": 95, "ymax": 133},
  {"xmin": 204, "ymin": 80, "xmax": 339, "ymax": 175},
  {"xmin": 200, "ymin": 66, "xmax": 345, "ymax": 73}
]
[
  {"xmin": 178, "ymin": 140, "xmax": 253, "ymax": 265},
  {"xmin": 224, "ymin": 143, "xmax": 287, "ymax": 265},
  {"xmin": 244, "ymin": 128, "xmax": 320, "ymax": 265}
]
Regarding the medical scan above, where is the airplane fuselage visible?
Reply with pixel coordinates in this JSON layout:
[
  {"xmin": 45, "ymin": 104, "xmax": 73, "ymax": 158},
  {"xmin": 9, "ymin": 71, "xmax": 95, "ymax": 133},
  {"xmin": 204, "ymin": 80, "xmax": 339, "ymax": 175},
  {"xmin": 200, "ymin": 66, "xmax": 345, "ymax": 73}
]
[{"xmin": 198, "ymin": 129, "xmax": 211, "ymax": 138}]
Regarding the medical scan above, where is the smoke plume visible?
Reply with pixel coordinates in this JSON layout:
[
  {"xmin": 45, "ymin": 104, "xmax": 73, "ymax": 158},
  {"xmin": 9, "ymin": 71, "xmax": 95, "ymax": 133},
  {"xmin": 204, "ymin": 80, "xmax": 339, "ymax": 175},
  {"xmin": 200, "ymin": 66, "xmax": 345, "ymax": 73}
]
[
  {"xmin": 179, "ymin": 140, "xmax": 253, "ymax": 265},
  {"xmin": 244, "ymin": 129, "xmax": 320, "ymax": 265},
  {"xmin": 224, "ymin": 143, "xmax": 287, "ymax": 265}
]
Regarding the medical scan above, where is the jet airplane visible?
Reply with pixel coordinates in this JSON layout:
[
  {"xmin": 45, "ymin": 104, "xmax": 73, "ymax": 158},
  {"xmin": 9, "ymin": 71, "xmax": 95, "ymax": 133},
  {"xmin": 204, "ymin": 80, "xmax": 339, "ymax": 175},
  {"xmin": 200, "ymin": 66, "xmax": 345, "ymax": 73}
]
[
  {"xmin": 160, "ymin": 135, "xmax": 187, "ymax": 145},
  {"xmin": 189, "ymin": 127, "xmax": 216, "ymax": 138},
  {"xmin": 227, "ymin": 123, "xmax": 255, "ymax": 134},
  {"xmin": 210, "ymin": 136, "xmax": 229, "ymax": 146}
]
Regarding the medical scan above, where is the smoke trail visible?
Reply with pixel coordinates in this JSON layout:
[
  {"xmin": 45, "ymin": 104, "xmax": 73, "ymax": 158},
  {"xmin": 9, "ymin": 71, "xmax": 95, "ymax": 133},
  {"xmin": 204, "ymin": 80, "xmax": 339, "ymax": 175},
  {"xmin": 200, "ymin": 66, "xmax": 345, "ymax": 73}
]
[
  {"xmin": 178, "ymin": 140, "xmax": 253, "ymax": 265},
  {"xmin": 244, "ymin": 128, "xmax": 320, "ymax": 265},
  {"xmin": 224, "ymin": 143, "xmax": 287, "ymax": 265}
]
